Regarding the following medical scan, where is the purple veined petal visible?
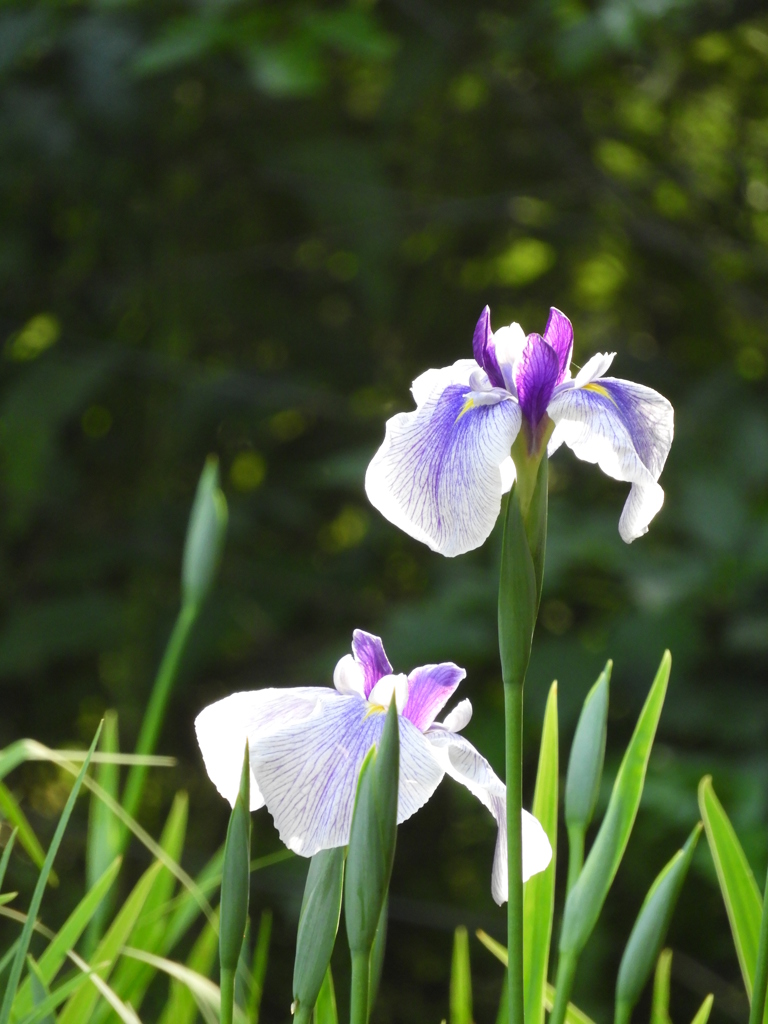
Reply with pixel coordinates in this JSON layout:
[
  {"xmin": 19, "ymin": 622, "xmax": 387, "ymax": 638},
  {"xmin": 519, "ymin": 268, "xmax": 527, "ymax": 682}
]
[
  {"xmin": 248, "ymin": 696, "xmax": 443, "ymax": 856},
  {"xmin": 514, "ymin": 333, "xmax": 560, "ymax": 428},
  {"xmin": 472, "ymin": 306, "xmax": 505, "ymax": 389},
  {"xmin": 402, "ymin": 662, "xmax": 466, "ymax": 731},
  {"xmin": 351, "ymin": 629, "xmax": 393, "ymax": 697},
  {"xmin": 365, "ymin": 374, "xmax": 522, "ymax": 557},
  {"xmin": 547, "ymin": 377, "xmax": 673, "ymax": 542},
  {"xmin": 425, "ymin": 730, "xmax": 552, "ymax": 904},
  {"xmin": 543, "ymin": 307, "xmax": 574, "ymax": 384},
  {"xmin": 194, "ymin": 686, "xmax": 335, "ymax": 811}
]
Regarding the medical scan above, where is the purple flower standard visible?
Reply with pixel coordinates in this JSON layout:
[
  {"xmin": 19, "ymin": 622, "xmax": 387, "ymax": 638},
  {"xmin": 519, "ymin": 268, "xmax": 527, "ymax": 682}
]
[
  {"xmin": 195, "ymin": 629, "xmax": 552, "ymax": 904},
  {"xmin": 365, "ymin": 306, "xmax": 674, "ymax": 556}
]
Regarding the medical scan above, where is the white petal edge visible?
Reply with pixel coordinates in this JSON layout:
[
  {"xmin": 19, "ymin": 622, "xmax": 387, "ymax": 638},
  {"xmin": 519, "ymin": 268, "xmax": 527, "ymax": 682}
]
[
  {"xmin": 572, "ymin": 351, "xmax": 615, "ymax": 388},
  {"xmin": 248, "ymin": 696, "xmax": 443, "ymax": 856},
  {"xmin": 194, "ymin": 687, "xmax": 334, "ymax": 811},
  {"xmin": 368, "ymin": 672, "xmax": 409, "ymax": 713},
  {"xmin": 425, "ymin": 730, "xmax": 552, "ymax": 904},
  {"xmin": 366, "ymin": 370, "xmax": 522, "ymax": 557},
  {"xmin": 333, "ymin": 654, "xmax": 366, "ymax": 698},
  {"xmin": 547, "ymin": 381, "xmax": 672, "ymax": 542},
  {"xmin": 440, "ymin": 698, "xmax": 473, "ymax": 733},
  {"xmin": 411, "ymin": 359, "xmax": 478, "ymax": 407}
]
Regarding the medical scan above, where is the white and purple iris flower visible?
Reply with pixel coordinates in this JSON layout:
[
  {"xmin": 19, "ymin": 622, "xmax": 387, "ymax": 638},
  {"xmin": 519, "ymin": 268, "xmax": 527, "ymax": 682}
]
[
  {"xmin": 365, "ymin": 306, "xmax": 674, "ymax": 557},
  {"xmin": 195, "ymin": 629, "xmax": 552, "ymax": 904}
]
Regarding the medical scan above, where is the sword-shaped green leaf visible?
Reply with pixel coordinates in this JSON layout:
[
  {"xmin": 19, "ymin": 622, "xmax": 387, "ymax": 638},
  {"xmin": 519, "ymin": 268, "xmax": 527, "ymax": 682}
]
[
  {"xmin": 698, "ymin": 775, "xmax": 761, "ymax": 996},
  {"xmin": 524, "ymin": 680, "xmax": 558, "ymax": 1024},
  {"xmin": 450, "ymin": 926, "xmax": 472, "ymax": 1024}
]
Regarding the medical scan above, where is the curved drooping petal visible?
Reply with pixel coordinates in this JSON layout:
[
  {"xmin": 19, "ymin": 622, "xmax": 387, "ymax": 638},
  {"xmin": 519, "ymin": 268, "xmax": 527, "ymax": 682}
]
[
  {"xmin": 402, "ymin": 662, "xmax": 466, "ymax": 731},
  {"xmin": 425, "ymin": 729, "xmax": 552, "ymax": 904},
  {"xmin": 410, "ymin": 359, "xmax": 478, "ymax": 407},
  {"xmin": 472, "ymin": 306, "xmax": 505, "ymax": 388},
  {"xmin": 351, "ymin": 629, "xmax": 393, "ymax": 697},
  {"xmin": 547, "ymin": 378, "xmax": 673, "ymax": 542},
  {"xmin": 195, "ymin": 687, "xmax": 334, "ymax": 811},
  {"xmin": 543, "ymin": 308, "xmax": 573, "ymax": 384},
  {"xmin": 248, "ymin": 696, "xmax": 443, "ymax": 856},
  {"xmin": 514, "ymin": 333, "xmax": 560, "ymax": 429},
  {"xmin": 366, "ymin": 368, "xmax": 522, "ymax": 557}
]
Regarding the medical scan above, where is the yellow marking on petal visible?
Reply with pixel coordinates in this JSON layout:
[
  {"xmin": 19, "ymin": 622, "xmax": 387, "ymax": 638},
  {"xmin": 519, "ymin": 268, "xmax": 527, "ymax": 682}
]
[
  {"xmin": 455, "ymin": 396, "xmax": 475, "ymax": 422},
  {"xmin": 364, "ymin": 703, "xmax": 386, "ymax": 718},
  {"xmin": 583, "ymin": 382, "xmax": 616, "ymax": 404}
]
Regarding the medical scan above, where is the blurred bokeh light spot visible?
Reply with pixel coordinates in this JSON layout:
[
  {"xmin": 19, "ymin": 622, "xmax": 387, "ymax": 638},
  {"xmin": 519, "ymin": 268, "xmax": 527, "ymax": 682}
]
[
  {"xmin": 326, "ymin": 250, "xmax": 359, "ymax": 281},
  {"xmin": 449, "ymin": 73, "xmax": 488, "ymax": 112},
  {"xmin": 736, "ymin": 347, "xmax": 766, "ymax": 380},
  {"xmin": 81, "ymin": 405, "xmax": 113, "ymax": 439},
  {"xmin": 5, "ymin": 314, "xmax": 60, "ymax": 362},
  {"xmin": 269, "ymin": 409, "xmax": 306, "ymax": 442},
  {"xmin": 654, "ymin": 180, "xmax": 690, "ymax": 219},
  {"xmin": 541, "ymin": 599, "xmax": 574, "ymax": 635},
  {"xmin": 230, "ymin": 451, "xmax": 267, "ymax": 492},
  {"xmin": 574, "ymin": 253, "xmax": 627, "ymax": 309},
  {"xmin": 693, "ymin": 32, "xmax": 732, "ymax": 63},
  {"xmin": 746, "ymin": 179, "xmax": 768, "ymax": 211},
  {"xmin": 496, "ymin": 238, "xmax": 555, "ymax": 287},
  {"xmin": 594, "ymin": 139, "xmax": 650, "ymax": 182},
  {"xmin": 318, "ymin": 505, "xmax": 369, "ymax": 552},
  {"xmin": 508, "ymin": 195, "xmax": 554, "ymax": 227}
]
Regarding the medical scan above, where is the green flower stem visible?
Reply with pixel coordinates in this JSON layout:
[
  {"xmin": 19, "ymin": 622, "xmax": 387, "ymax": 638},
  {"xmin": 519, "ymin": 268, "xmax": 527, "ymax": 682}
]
[
  {"xmin": 350, "ymin": 950, "xmax": 370, "ymax": 1024},
  {"xmin": 220, "ymin": 966, "xmax": 236, "ymax": 1024},
  {"xmin": 549, "ymin": 951, "xmax": 578, "ymax": 1024},
  {"xmin": 505, "ymin": 680, "xmax": 525, "ymax": 1024},
  {"xmin": 566, "ymin": 824, "xmax": 585, "ymax": 897},
  {"xmin": 121, "ymin": 600, "xmax": 199, "ymax": 831},
  {"xmin": 750, "ymin": 863, "xmax": 768, "ymax": 1024}
]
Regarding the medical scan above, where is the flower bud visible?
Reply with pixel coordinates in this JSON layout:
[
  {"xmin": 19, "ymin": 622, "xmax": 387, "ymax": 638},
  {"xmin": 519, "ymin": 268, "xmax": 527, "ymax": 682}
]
[
  {"xmin": 182, "ymin": 456, "xmax": 228, "ymax": 608},
  {"xmin": 565, "ymin": 662, "xmax": 611, "ymax": 833}
]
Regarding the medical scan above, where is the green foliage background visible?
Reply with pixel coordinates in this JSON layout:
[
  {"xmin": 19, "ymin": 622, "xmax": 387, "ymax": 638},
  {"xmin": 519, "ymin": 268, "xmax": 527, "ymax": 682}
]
[{"xmin": 1, "ymin": 0, "xmax": 768, "ymax": 1020}]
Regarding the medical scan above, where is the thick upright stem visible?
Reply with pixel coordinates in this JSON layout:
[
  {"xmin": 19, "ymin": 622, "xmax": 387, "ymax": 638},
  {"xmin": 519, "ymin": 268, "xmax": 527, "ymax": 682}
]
[
  {"xmin": 220, "ymin": 967, "xmax": 235, "ymax": 1024},
  {"xmin": 750, "ymin": 864, "xmax": 768, "ymax": 1024},
  {"xmin": 505, "ymin": 682, "xmax": 524, "ymax": 1024},
  {"xmin": 350, "ymin": 950, "xmax": 371, "ymax": 1024}
]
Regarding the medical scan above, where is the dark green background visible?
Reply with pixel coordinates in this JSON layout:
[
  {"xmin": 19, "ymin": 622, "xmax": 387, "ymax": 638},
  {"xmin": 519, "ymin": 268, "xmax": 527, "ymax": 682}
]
[{"xmin": 2, "ymin": 0, "xmax": 768, "ymax": 1020}]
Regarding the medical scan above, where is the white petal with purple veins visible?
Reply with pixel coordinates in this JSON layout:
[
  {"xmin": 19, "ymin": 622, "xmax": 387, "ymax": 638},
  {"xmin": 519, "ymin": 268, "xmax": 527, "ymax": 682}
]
[
  {"xmin": 194, "ymin": 687, "xmax": 334, "ymax": 811},
  {"xmin": 366, "ymin": 370, "xmax": 522, "ymax": 557},
  {"xmin": 547, "ymin": 378, "xmax": 673, "ymax": 541},
  {"xmin": 425, "ymin": 729, "xmax": 552, "ymax": 904},
  {"xmin": 249, "ymin": 695, "xmax": 443, "ymax": 856}
]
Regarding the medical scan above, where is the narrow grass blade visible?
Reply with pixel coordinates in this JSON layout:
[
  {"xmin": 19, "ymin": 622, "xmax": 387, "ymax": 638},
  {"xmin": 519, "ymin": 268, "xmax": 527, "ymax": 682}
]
[
  {"xmin": 699, "ymin": 775, "xmax": 761, "ymax": 995},
  {"xmin": 26, "ymin": 956, "xmax": 55, "ymax": 1024},
  {"xmin": 651, "ymin": 949, "xmax": 673, "ymax": 1024},
  {"xmin": 450, "ymin": 926, "xmax": 472, "ymax": 1024},
  {"xmin": 495, "ymin": 976, "xmax": 508, "ymax": 1024},
  {"xmin": 248, "ymin": 909, "xmax": 272, "ymax": 1024},
  {"xmin": 315, "ymin": 967, "xmax": 338, "ymax": 1024},
  {"xmin": 0, "ymin": 721, "xmax": 102, "ymax": 1024},
  {"xmin": 524, "ymin": 681, "xmax": 558, "ymax": 1024},
  {"xmin": 85, "ymin": 710, "xmax": 122, "ymax": 953},
  {"xmin": 57, "ymin": 859, "xmax": 163, "ymax": 1024},
  {"xmin": 157, "ymin": 911, "xmax": 219, "ymax": 1024},
  {"xmin": 559, "ymin": 652, "xmax": 670, "ymax": 958},
  {"xmin": 0, "ymin": 782, "xmax": 47, "ymax": 876},
  {"xmin": 16, "ymin": 971, "xmax": 91, "ymax": 1024},
  {"xmin": 475, "ymin": 931, "xmax": 596, "ymax": 1024},
  {"xmin": 0, "ymin": 831, "xmax": 18, "ymax": 891},
  {"xmin": 122, "ymin": 948, "xmax": 247, "ymax": 1024},
  {"xmin": 13, "ymin": 856, "xmax": 122, "ymax": 1017},
  {"xmin": 92, "ymin": 793, "xmax": 189, "ymax": 1024},
  {"xmin": 616, "ymin": 824, "xmax": 702, "ymax": 1024}
]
